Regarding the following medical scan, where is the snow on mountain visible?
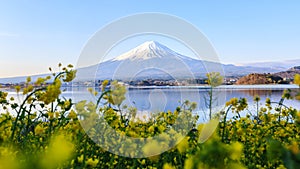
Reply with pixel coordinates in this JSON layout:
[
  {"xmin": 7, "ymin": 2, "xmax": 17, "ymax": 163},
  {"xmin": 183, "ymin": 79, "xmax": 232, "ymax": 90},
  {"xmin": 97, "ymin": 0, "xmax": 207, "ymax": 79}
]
[
  {"xmin": 1, "ymin": 41, "xmax": 290, "ymax": 83},
  {"xmin": 75, "ymin": 41, "xmax": 284, "ymax": 81},
  {"xmin": 112, "ymin": 41, "xmax": 193, "ymax": 61},
  {"xmin": 92, "ymin": 41, "xmax": 199, "ymax": 80}
]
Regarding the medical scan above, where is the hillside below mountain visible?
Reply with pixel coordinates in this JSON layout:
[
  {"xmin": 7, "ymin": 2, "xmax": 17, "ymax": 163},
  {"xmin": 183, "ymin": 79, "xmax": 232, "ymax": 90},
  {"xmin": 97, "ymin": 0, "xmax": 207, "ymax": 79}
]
[
  {"xmin": 273, "ymin": 66, "xmax": 300, "ymax": 79},
  {"xmin": 238, "ymin": 59, "xmax": 300, "ymax": 71},
  {"xmin": 236, "ymin": 66, "xmax": 300, "ymax": 85},
  {"xmin": 236, "ymin": 73, "xmax": 285, "ymax": 85}
]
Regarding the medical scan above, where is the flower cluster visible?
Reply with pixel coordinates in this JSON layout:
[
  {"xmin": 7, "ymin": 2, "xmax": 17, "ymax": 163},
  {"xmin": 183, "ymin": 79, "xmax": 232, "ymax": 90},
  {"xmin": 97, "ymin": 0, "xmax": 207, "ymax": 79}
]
[{"xmin": 0, "ymin": 68, "xmax": 299, "ymax": 169}]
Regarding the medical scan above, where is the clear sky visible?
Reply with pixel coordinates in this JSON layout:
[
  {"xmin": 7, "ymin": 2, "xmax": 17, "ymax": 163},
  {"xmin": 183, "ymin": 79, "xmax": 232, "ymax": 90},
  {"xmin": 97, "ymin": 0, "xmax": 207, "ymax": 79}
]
[{"xmin": 1, "ymin": 0, "xmax": 300, "ymax": 77}]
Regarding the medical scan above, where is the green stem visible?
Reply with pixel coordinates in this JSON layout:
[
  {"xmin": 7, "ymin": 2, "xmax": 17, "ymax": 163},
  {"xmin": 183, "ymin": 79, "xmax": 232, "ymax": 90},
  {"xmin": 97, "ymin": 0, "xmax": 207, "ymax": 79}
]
[
  {"xmin": 209, "ymin": 86, "xmax": 213, "ymax": 120},
  {"xmin": 11, "ymin": 87, "xmax": 45, "ymax": 140},
  {"xmin": 10, "ymin": 71, "xmax": 66, "ymax": 140},
  {"xmin": 256, "ymin": 101, "xmax": 259, "ymax": 117},
  {"xmin": 25, "ymin": 102, "xmax": 35, "ymax": 134},
  {"xmin": 221, "ymin": 105, "xmax": 233, "ymax": 142},
  {"xmin": 96, "ymin": 90, "xmax": 111, "ymax": 108}
]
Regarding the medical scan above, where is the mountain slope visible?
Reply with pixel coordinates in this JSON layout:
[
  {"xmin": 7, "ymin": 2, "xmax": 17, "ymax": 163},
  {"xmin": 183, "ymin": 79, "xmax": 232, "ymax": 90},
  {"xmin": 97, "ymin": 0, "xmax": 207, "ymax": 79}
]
[
  {"xmin": 236, "ymin": 73, "xmax": 284, "ymax": 85},
  {"xmin": 1, "ymin": 41, "xmax": 294, "ymax": 83},
  {"xmin": 274, "ymin": 66, "xmax": 300, "ymax": 79},
  {"xmin": 76, "ymin": 41, "xmax": 283, "ymax": 81},
  {"xmin": 238, "ymin": 59, "xmax": 300, "ymax": 71},
  {"xmin": 112, "ymin": 41, "xmax": 193, "ymax": 61}
]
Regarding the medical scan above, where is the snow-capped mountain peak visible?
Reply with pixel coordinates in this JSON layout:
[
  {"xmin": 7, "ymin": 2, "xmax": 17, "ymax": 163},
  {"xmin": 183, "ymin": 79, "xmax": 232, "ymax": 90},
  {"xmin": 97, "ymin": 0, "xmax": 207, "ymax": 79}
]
[
  {"xmin": 76, "ymin": 41, "xmax": 287, "ymax": 81},
  {"xmin": 112, "ymin": 41, "xmax": 183, "ymax": 61}
]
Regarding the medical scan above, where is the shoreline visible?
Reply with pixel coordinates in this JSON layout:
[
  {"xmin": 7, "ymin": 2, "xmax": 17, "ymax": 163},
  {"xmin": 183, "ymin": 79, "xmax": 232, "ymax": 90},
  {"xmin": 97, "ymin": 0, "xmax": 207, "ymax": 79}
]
[
  {"xmin": 1, "ymin": 84, "xmax": 299, "ymax": 93},
  {"xmin": 126, "ymin": 84, "xmax": 299, "ymax": 90}
]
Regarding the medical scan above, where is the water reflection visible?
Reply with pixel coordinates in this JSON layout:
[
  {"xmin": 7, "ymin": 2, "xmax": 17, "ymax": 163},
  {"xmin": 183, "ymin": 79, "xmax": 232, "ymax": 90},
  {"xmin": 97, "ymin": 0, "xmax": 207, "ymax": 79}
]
[{"xmin": 4, "ymin": 86, "xmax": 300, "ymax": 121}]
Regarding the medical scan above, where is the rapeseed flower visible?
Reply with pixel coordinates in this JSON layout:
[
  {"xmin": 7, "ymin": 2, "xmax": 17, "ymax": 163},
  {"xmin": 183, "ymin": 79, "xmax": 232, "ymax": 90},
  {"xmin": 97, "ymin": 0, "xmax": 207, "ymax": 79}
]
[
  {"xmin": 294, "ymin": 74, "xmax": 300, "ymax": 86},
  {"xmin": 40, "ymin": 134, "xmax": 74, "ymax": 169},
  {"xmin": 163, "ymin": 163, "xmax": 176, "ymax": 169}
]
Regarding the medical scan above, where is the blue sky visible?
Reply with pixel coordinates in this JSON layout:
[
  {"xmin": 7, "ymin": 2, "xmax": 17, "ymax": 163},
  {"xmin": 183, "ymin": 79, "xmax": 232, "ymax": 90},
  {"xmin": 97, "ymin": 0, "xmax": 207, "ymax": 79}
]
[{"xmin": 1, "ymin": 0, "xmax": 300, "ymax": 77}]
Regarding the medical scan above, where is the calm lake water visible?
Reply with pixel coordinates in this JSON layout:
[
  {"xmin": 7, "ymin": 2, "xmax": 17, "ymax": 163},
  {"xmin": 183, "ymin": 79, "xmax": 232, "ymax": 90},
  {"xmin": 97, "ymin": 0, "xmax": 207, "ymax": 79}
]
[{"xmin": 4, "ymin": 85, "xmax": 300, "ymax": 121}]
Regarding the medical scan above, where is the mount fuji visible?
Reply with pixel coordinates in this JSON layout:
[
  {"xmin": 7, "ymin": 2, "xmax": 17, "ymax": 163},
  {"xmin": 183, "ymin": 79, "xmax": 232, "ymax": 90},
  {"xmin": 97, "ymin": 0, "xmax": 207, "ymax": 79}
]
[
  {"xmin": 0, "ymin": 41, "xmax": 289, "ymax": 84},
  {"xmin": 111, "ymin": 41, "xmax": 193, "ymax": 61},
  {"xmin": 76, "ymin": 41, "xmax": 284, "ymax": 81}
]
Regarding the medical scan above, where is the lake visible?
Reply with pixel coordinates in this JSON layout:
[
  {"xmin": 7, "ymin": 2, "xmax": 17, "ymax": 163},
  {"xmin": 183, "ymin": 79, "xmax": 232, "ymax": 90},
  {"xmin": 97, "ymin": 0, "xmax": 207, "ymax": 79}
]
[{"xmin": 3, "ymin": 84, "xmax": 300, "ymax": 121}]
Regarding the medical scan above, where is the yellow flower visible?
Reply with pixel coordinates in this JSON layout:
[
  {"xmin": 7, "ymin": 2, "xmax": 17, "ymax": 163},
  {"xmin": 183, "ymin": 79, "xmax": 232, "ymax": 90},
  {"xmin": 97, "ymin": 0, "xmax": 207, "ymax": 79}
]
[
  {"xmin": 63, "ymin": 100, "xmax": 71, "ymax": 109},
  {"xmin": 163, "ymin": 163, "xmax": 176, "ymax": 169},
  {"xmin": 228, "ymin": 163, "xmax": 247, "ymax": 169},
  {"xmin": 198, "ymin": 118, "xmax": 219, "ymax": 143},
  {"xmin": 294, "ymin": 74, "xmax": 300, "ymax": 86},
  {"xmin": 230, "ymin": 98, "xmax": 238, "ymax": 106},
  {"xmin": 288, "ymin": 141, "xmax": 299, "ymax": 155},
  {"xmin": 68, "ymin": 110, "xmax": 77, "ymax": 119},
  {"xmin": 77, "ymin": 154, "xmax": 84, "ymax": 163},
  {"xmin": 55, "ymin": 112, "xmax": 60, "ymax": 118},
  {"xmin": 142, "ymin": 140, "xmax": 162, "ymax": 157},
  {"xmin": 148, "ymin": 126, "xmax": 155, "ymax": 133},
  {"xmin": 230, "ymin": 142, "xmax": 243, "ymax": 160},
  {"xmin": 101, "ymin": 80, "xmax": 109, "ymax": 91},
  {"xmin": 35, "ymin": 124, "xmax": 44, "ymax": 135},
  {"xmin": 158, "ymin": 125, "xmax": 165, "ymax": 132},
  {"xmin": 109, "ymin": 81, "xmax": 126, "ymax": 106},
  {"xmin": 0, "ymin": 147, "xmax": 19, "ymax": 169},
  {"xmin": 48, "ymin": 112, "xmax": 54, "ymax": 119},
  {"xmin": 35, "ymin": 77, "xmax": 46, "ymax": 85},
  {"xmin": 206, "ymin": 72, "xmax": 223, "ymax": 87},
  {"xmin": 253, "ymin": 95, "xmax": 260, "ymax": 102},
  {"xmin": 86, "ymin": 158, "xmax": 99, "ymax": 168},
  {"xmin": 197, "ymin": 124, "xmax": 204, "ymax": 133},
  {"xmin": 26, "ymin": 76, "xmax": 31, "ymax": 83},
  {"xmin": 87, "ymin": 87, "xmax": 93, "ymax": 93},
  {"xmin": 39, "ymin": 79, "xmax": 61, "ymax": 104},
  {"xmin": 140, "ymin": 159, "xmax": 146, "ymax": 165},
  {"xmin": 23, "ymin": 85, "xmax": 34, "ymax": 95},
  {"xmin": 184, "ymin": 157, "xmax": 194, "ymax": 169},
  {"xmin": 15, "ymin": 86, "xmax": 21, "ymax": 93},
  {"xmin": 265, "ymin": 97, "xmax": 271, "ymax": 107},
  {"xmin": 63, "ymin": 70, "xmax": 76, "ymax": 82},
  {"xmin": 177, "ymin": 137, "xmax": 189, "ymax": 154},
  {"xmin": 40, "ymin": 134, "xmax": 74, "ymax": 169},
  {"xmin": 276, "ymin": 164, "xmax": 287, "ymax": 169}
]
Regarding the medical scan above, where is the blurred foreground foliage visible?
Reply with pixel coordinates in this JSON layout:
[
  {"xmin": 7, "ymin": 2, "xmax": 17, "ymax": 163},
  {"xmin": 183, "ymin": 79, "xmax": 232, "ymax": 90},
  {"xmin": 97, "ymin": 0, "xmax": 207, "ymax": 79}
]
[{"xmin": 0, "ymin": 65, "xmax": 300, "ymax": 169}]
